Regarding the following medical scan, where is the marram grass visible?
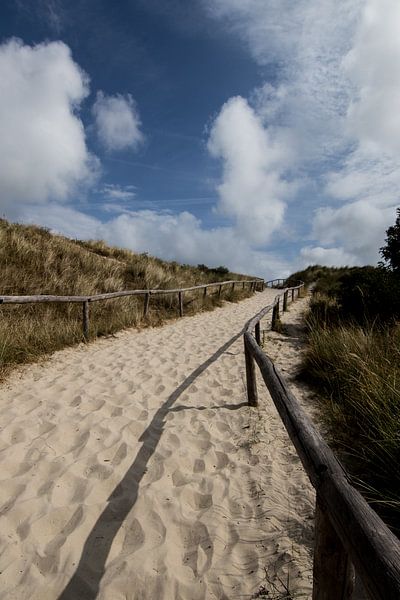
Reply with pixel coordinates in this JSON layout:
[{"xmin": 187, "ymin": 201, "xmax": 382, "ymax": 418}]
[
  {"xmin": 303, "ymin": 294, "xmax": 400, "ymax": 530},
  {"xmin": 0, "ymin": 219, "xmax": 254, "ymax": 379}
]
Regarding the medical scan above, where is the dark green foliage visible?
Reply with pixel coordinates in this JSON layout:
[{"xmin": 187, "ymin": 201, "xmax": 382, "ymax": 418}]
[
  {"xmin": 380, "ymin": 207, "xmax": 400, "ymax": 272},
  {"xmin": 337, "ymin": 267, "xmax": 400, "ymax": 325}
]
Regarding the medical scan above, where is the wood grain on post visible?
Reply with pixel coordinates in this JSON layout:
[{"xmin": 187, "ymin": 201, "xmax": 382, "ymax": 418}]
[
  {"xmin": 313, "ymin": 497, "xmax": 355, "ymax": 600},
  {"xmin": 271, "ymin": 304, "xmax": 277, "ymax": 331},
  {"xmin": 244, "ymin": 336, "xmax": 258, "ymax": 406},
  {"xmin": 178, "ymin": 291, "xmax": 183, "ymax": 317},
  {"xmin": 143, "ymin": 293, "xmax": 150, "ymax": 317},
  {"xmin": 82, "ymin": 300, "xmax": 89, "ymax": 342},
  {"xmin": 283, "ymin": 290, "xmax": 288, "ymax": 312},
  {"xmin": 255, "ymin": 322, "xmax": 261, "ymax": 346}
]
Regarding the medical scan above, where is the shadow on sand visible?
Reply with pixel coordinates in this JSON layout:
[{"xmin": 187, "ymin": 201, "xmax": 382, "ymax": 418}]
[{"xmin": 58, "ymin": 329, "xmax": 247, "ymax": 599}]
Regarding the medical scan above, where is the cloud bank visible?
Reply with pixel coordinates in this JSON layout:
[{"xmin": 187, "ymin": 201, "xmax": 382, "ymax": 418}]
[{"xmin": 204, "ymin": 0, "xmax": 400, "ymax": 267}]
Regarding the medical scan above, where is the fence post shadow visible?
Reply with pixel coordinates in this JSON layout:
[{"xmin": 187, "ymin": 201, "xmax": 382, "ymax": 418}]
[{"xmin": 58, "ymin": 329, "xmax": 246, "ymax": 600}]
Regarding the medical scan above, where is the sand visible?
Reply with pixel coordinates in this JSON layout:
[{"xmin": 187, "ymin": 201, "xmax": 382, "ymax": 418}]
[{"xmin": 0, "ymin": 289, "xmax": 316, "ymax": 600}]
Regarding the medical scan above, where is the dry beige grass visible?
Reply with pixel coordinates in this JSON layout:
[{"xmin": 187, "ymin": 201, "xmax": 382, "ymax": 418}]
[{"xmin": 0, "ymin": 219, "xmax": 256, "ymax": 379}]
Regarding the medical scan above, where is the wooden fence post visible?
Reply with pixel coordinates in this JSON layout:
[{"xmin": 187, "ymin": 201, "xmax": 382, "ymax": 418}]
[
  {"xmin": 313, "ymin": 497, "xmax": 355, "ymax": 600},
  {"xmin": 143, "ymin": 293, "xmax": 150, "ymax": 317},
  {"xmin": 292, "ymin": 288, "xmax": 295, "ymax": 301},
  {"xmin": 232, "ymin": 282, "xmax": 235, "ymax": 293},
  {"xmin": 255, "ymin": 322, "xmax": 261, "ymax": 346},
  {"xmin": 82, "ymin": 300, "xmax": 89, "ymax": 342},
  {"xmin": 218, "ymin": 284, "xmax": 222, "ymax": 298},
  {"xmin": 271, "ymin": 301, "xmax": 279, "ymax": 331},
  {"xmin": 244, "ymin": 335, "xmax": 258, "ymax": 406},
  {"xmin": 203, "ymin": 286, "xmax": 207, "ymax": 299},
  {"xmin": 178, "ymin": 291, "xmax": 183, "ymax": 317},
  {"xmin": 283, "ymin": 290, "xmax": 288, "ymax": 312},
  {"xmin": 243, "ymin": 281, "xmax": 246, "ymax": 289}
]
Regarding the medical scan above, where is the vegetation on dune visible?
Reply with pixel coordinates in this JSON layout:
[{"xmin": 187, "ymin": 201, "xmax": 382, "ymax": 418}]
[
  {"xmin": 0, "ymin": 219, "xmax": 256, "ymax": 379},
  {"xmin": 291, "ymin": 213, "xmax": 400, "ymax": 531}
]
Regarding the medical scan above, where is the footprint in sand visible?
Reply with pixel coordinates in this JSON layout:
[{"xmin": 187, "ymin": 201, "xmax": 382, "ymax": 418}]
[{"xmin": 182, "ymin": 521, "xmax": 214, "ymax": 576}]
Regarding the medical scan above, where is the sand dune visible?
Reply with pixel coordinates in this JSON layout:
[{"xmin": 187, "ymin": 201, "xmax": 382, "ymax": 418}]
[{"xmin": 0, "ymin": 289, "xmax": 315, "ymax": 599}]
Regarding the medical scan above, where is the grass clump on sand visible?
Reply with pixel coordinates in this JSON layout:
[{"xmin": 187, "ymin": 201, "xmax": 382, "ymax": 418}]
[
  {"xmin": 0, "ymin": 219, "xmax": 257, "ymax": 379},
  {"xmin": 295, "ymin": 265, "xmax": 400, "ymax": 532}
]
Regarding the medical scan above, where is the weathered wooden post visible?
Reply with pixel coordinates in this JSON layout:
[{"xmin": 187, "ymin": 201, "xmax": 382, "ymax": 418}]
[
  {"xmin": 203, "ymin": 286, "xmax": 207, "ymax": 299},
  {"xmin": 244, "ymin": 334, "xmax": 258, "ymax": 406},
  {"xmin": 283, "ymin": 290, "xmax": 288, "ymax": 312},
  {"xmin": 313, "ymin": 497, "xmax": 355, "ymax": 599},
  {"xmin": 178, "ymin": 291, "xmax": 183, "ymax": 317},
  {"xmin": 271, "ymin": 300, "xmax": 279, "ymax": 331},
  {"xmin": 243, "ymin": 281, "xmax": 246, "ymax": 289},
  {"xmin": 255, "ymin": 322, "xmax": 261, "ymax": 346},
  {"xmin": 143, "ymin": 292, "xmax": 150, "ymax": 317},
  {"xmin": 218, "ymin": 284, "xmax": 222, "ymax": 298},
  {"xmin": 232, "ymin": 282, "xmax": 235, "ymax": 293},
  {"xmin": 82, "ymin": 300, "xmax": 90, "ymax": 342},
  {"xmin": 292, "ymin": 288, "xmax": 295, "ymax": 301}
]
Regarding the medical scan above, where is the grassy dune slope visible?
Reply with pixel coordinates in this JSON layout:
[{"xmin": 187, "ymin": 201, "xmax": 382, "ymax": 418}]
[
  {"xmin": 293, "ymin": 265, "xmax": 400, "ymax": 531},
  {"xmin": 0, "ymin": 219, "xmax": 256, "ymax": 378}
]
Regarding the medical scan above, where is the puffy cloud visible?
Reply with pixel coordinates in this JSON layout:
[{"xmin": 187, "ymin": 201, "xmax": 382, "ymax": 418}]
[
  {"xmin": 205, "ymin": 0, "xmax": 400, "ymax": 268},
  {"xmin": 207, "ymin": 96, "xmax": 292, "ymax": 246},
  {"xmin": 92, "ymin": 92, "xmax": 144, "ymax": 151},
  {"xmin": 0, "ymin": 38, "xmax": 98, "ymax": 208}
]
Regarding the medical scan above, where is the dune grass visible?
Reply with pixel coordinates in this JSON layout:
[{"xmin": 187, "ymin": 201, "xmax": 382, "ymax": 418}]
[
  {"xmin": 302, "ymin": 292, "xmax": 400, "ymax": 531},
  {"xmin": 0, "ymin": 219, "xmax": 256, "ymax": 379}
]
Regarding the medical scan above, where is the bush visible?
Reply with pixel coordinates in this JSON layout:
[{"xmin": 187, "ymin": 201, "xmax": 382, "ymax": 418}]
[{"xmin": 336, "ymin": 267, "xmax": 400, "ymax": 325}]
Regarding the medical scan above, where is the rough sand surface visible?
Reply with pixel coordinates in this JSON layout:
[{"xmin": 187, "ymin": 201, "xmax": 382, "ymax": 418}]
[{"xmin": 0, "ymin": 289, "xmax": 315, "ymax": 600}]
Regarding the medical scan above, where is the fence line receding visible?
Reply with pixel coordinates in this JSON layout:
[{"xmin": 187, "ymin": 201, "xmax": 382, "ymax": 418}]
[
  {"xmin": 0, "ymin": 278, "xmax": 264, "ymax": 341},
  {"xmin": 244, "ymin": 280, "xmax": 400, "ymax": 599}
]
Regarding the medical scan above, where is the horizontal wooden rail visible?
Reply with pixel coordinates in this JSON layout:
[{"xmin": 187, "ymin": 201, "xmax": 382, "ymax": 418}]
[
  {"xmin": 0, "ymin": 278, "xmax": 264, "ymax": 342},
  {"xmin": 243, "ymin": 281, "xmax": 400, "ymax": 599}
]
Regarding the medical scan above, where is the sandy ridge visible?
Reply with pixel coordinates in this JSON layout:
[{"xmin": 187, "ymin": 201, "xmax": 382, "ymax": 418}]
[{"xmin": 0, "ymin": 289, "xmax": 315, "ymax": 599}]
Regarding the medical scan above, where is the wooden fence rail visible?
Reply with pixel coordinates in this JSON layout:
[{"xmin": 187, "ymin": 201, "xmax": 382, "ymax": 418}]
[
  {"xmin": 0, "ymin": 278, "xmax": 263, "ymax": 342},
  {"xmin": 244, "ymin": 281, "xmax": 400, "ymax": 599}
]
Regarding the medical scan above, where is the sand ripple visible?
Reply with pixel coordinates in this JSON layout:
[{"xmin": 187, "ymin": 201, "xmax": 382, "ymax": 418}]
[{"xmin": 0, "ymin": 290, "xmax": 314, "ymax": 599}]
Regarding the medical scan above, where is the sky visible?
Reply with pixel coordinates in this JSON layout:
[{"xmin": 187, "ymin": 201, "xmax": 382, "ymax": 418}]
[{"xmin": 0, "ymin": 0, "xmax": 399, "ymax": 279}]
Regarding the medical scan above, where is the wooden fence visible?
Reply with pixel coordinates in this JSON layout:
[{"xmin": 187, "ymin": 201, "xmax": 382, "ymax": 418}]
[
  {"xmin": 244, "ymin": 281, "xmax": 400, "ymax": 599},
  {"xmin": 0, "ymin": 278, "xmax": 263, "ymax": 342}
]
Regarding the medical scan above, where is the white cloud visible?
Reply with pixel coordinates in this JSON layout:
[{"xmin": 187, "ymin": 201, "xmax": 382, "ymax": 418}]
[
  {"xmin": 304, "ymin": 201, "xmax": 396, "ymax": 266},
  {"xmin": 207, "ymin": 96, "xmax": 293, "ymax": 246},
  {"xmin": 303, "ymin": 0, "xmax": 400, "ymax": 266},
  {"xmin": 343, "ymin": 0, "xmax": 400, "ymax": 156},
  {"xmin": 0, "ymin": 38, "xmax": 98, "ymax": 208},
  {"xmin": 102, "ymin": 184, "xmax": 136, "ymax": 201},
  {"xmin": 14, "ymin": 202, "xmax": 288, "ymax": 278},
  {"xmin": 299, "ymin": 246, "xmax": 357, "ymax": 268},
  {"xmin": 205, "ymin": 0, "xmax": 400, "ymax": 268},
  {"xmin": 92, "ymin": 92, "xmax": 144, "ymax": 151}
]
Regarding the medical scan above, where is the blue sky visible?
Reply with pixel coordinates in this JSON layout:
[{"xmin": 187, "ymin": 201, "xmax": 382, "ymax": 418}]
[{"xmin": 0, "ymin": 0, "xmax": 399, "ymax": 278}]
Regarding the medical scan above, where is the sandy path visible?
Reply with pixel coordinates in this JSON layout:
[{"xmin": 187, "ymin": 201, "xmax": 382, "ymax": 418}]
[{"xmin": 0, "ymin": 289, "xmax": 315, "ymax": 600}]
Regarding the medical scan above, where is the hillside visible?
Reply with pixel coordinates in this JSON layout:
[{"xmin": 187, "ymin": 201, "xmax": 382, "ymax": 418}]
[{"xmin": 0, "ymin": 219, "xmax": 255, "ymax": 378}]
